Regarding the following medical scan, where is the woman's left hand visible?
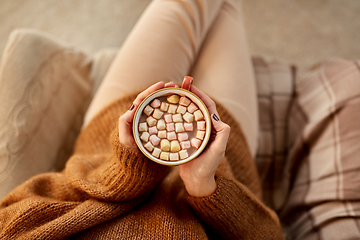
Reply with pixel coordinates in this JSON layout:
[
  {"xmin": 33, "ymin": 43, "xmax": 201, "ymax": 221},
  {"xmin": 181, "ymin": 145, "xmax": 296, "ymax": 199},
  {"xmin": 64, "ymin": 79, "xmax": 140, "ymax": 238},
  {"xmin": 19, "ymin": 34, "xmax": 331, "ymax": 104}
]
[{"xmin": 179, "ymin": 77, "xmax": 231, "ymax": 197}]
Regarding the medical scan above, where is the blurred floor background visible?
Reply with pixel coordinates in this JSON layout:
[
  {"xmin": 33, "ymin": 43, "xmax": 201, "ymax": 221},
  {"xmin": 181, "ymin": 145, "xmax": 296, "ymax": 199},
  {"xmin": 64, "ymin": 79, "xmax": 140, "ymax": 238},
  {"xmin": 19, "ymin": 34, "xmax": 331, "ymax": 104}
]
[{"xmin": 0, "ymin": 0, "xmax": 359, "ymax": 67}]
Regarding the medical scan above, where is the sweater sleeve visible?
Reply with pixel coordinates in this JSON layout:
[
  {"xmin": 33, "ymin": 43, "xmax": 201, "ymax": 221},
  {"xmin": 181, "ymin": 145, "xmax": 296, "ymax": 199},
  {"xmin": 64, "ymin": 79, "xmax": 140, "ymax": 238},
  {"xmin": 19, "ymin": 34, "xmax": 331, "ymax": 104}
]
[
  {"xmin": 185, "ymin": 171, "xmax": 284, "ymax": 240},
  {"xmin": 64, "ymin": 126, "xmax": 169, "ymax": 202}
]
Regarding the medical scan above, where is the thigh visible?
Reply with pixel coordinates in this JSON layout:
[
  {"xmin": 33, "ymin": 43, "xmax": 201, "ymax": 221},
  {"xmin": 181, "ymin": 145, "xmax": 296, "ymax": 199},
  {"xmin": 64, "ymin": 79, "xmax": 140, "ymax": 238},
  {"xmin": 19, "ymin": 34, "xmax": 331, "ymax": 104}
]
[
  {"xmin": 190, "ymin": 0, "xmax": 258, "ymax": 156},
  {"xmin": 83, "ymin": 0, "xmax": 225, "ymax": 127}
]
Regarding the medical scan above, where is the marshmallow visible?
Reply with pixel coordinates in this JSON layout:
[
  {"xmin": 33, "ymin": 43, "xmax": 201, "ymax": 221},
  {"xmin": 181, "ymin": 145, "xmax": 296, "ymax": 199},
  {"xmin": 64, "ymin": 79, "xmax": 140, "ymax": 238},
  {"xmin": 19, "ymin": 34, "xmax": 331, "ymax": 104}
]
[
  {"xmin": 146, "ymin": 116, "xmax": 157, "ymax": 127},
  {"xmin": 184, "ymin": 122, "xmax": 193, "ymax": 131},
  {"xmin": 172, "ymin": 113, "xmax": 183, "ymax": 123},
  {"xmin": 139, "ymin": 122, "xmax": 148, "ymax": 132},
  {"xmin": 144, "ymin": 105, "xmax": 154, "ymax": 116},
  {"xmin": 179, "ymin": 150, "xmax": 189, "ymax": 160},
  {"xmin": 148, "ymin": 126, "xmax": 158, "ymax": 135},
  {"xmin": 167, "ymin": 94, "xmax": 179, "ymax": 104},
  {"xmin": 150, "ymin": 135, "xmax": 161, "ymax": 146},
  {"xmin": 176, "ymin": 105, "xmax": 187, "ymax": 115},
  {"xmin": 164, "ymin": 114, "xmax": 173, "ymax": 123},
  {"xmin": 197, "ymin": 121, "xmax": 206, "ymax": 131},
  {"xmin": 157, "ymin": 119, "xmax": 166, "ymax": 130},
  {"xmin": 194, "ymin": 110, "xmax": 204, "ymax": 121},
  {"xmin": 150, "ymin": 98, "xmax": 161, "ymax": 108},
  {"xmin": 183, "ymin": 112, "xmax": 194, "ymax": 123},
  {"xmin": 170, "ymin": 153, "xmax": 179, "ymax": 161},
  {"xmin": 144, "ymin": 142, "xmax": 154, "ymax": 152},
  {"xmin": 196, "ymin": 130, "xmax": 206, "ymax": 140},
  {"xmin": 179, "ymin": 96, "xmax": 191, "ymax": 107},
  {"xmin": 166, "ymin": 123, "xmax": 175, "ymax": 131},
  {"xmin": 160, "ymin": 152, "xmax": 169, "ymax": 160},
  {"xmin": 153, "ymin": 108, "xmax": 164, "ymax": 119},
  {"xmin": 160, "ymin": 102, "xmax": 169, "ymax": 112},
  {"xmin": 180, "ymin": 140, "xmax": 191, "ymax": 150},
  {"xmin": 158, "ymin": 130, "xmax": 167, "ymax": 139},
  {"xmin": 152, "ymin": 148, "xmax": 161, "ymax": 158},
  {"xmin": 168, "ymin": 104, "xmax": 177, "ymax": 114},
  {"xmin": 160, "ymin": 139, "xmax": 170, "ymax": 151},
  {"xmin": 140, "ymin": 132, "xmax": 150, "ymax": 142},
  {"xmin": 170, "ymin": 140, "xmax": 181, "ymax": 152},
  {"xmin": 167, "ymin": 131, "xmax": 177, "ymax": 141},
  {"xmin": 187, "ymin": 102, "xmax": 198, "ymax": 113},
  {"xmin": 177, "ymin": 132, "xmax": 188, "ymax": 141},
  {"xmin": 175, "ymin": 123, "xmax": 185, "ymax": 133},
  {"xmin": 191, "ymin": 138, "xmax": 202, "ymax": 149}
]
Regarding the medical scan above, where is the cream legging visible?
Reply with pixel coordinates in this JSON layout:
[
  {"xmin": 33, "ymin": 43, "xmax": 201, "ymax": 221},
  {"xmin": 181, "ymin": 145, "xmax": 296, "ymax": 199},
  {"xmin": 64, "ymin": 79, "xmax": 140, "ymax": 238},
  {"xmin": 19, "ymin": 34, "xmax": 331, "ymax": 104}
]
[{"xmin": 84, "ymin": 0, "xmax": 259, "ymax": 156}]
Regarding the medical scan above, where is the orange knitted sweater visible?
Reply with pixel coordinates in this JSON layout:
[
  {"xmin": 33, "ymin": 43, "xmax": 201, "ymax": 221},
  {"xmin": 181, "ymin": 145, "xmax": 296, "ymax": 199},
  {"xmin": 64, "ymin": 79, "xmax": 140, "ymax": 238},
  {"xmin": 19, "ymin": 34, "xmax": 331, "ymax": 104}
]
[{"xmin": 0, "ymin": 94, "xmax": 284, "ymax": 239}]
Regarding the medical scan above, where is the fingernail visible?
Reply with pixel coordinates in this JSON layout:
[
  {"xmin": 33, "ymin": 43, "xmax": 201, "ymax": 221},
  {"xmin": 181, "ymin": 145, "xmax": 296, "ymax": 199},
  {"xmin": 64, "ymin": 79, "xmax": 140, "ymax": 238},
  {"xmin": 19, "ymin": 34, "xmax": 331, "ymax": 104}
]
[
  {"xmin": 212, "ymin": 114, "xmax": 220, "ymax": 121},
  {"xmin": 129, "ymin": 103, "xmax": 135, "ymax": 111}
]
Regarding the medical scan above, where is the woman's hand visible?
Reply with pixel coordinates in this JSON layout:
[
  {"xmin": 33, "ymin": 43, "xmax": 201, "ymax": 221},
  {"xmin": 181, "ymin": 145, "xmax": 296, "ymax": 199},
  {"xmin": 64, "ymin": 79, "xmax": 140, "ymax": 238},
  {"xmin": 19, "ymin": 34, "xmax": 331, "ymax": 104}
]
[
  {"xmin": 118, "ymin": 81, "xmax": 178, "ymax": 147},
  {"xmin": 179, "ymin": 77, "xmax": 231, "ymax": 197}
]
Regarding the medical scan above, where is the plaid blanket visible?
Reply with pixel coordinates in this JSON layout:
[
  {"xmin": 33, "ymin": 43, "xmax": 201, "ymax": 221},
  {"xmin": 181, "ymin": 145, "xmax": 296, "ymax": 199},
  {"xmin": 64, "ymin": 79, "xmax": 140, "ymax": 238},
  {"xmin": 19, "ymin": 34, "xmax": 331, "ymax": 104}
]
[{"xmin": 254, "ymin": 57, "xmax": 360, "ymax": 239}]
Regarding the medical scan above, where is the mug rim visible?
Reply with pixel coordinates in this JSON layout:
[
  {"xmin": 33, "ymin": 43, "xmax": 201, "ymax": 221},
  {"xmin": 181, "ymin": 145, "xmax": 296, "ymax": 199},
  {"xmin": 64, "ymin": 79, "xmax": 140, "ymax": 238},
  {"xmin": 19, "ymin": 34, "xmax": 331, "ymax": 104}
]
[{"xmin": 132, "ymin": 87, "xmax": 211, "ymax": 166}]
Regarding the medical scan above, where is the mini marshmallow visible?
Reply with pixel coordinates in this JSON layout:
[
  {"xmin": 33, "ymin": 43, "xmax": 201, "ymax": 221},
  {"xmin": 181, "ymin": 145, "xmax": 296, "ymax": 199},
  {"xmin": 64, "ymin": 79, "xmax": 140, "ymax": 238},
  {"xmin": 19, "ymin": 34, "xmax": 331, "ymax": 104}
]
[
  {"xmin": 184, "ymin": 122, "xmax": 193, "ymax": 131},
  {"xmin": 160, "ymin": 102, "xmax": 169, "ymax": 112},
  {"xmin": 160, "ymin": 152, "xmax": 169, "ymax": 160},
  {"xmin": 160, "ymin": 139, "xmax": 170, "ymax": 151},
  {"xmin": 144, "ymin": 142, "xmax": 154, "ymax": 152},
  {"xmin": 183, "ymin": 112, "xmax": 194, "ymax": 123},
  {"xmin": 146, "ymin": 116, "xmax": 157, "ymax": 127},
  {"xmin": 176, "ymin": 105, "xmax": 187, "ymax": 115},
  {"xmin": 194, "ymin": 110, "xmax": 204, "ymax": 121},
  {"xmin": 144, "ymin": 105, "xmax": 154, "ymax": 116},
  {"xmin": 170, "ymin": 153, "xmax": 179, "ymax": 161},
  {"xmin": 139, "ymin": 122, "xmax": 148, "ymax": 132},
  {"xmin": 167, "ymin": 94, "xmax": 179, "ymax": 104},
  {"xmin": 168, "ymin": 104, "xmax": 177, "ymax": 114},
  {"xmin": 153, "ymin": 108, "xmax": 164, "ymax": 119},
  {"xmin": 187, "ymin": 102, "xmax": 198, "ymax": 113},
  {"xmin": 179, "ymin": 96, "xmax": 191, "ymax": 106},
  {"xmin": 158, "ymin": 130, "xmax": 167, "ymax": 139},
  {"xmin": 152, "ymin": 148, "xmax": 161, "ymax": 158},
  {"xmin": 167, "ymin": 131, "xmax": 177, "ymax": 141},
  {"xmin": 197, "ymin": 121, "xmax": 206, "ymax": 131},
  {"xmin": 170, "ymin": 140, "xmax": 181, "ymax": 152},
  {"xmin": 179, "ymin": 150, "xmax": 189, "ymax": 159},
  {"xmin": 177, "ymin": 132, "xmax": 188, "ymax": 141},
  {"xmin": 166, "ymin": 123, "xmax": 175, "ymax": 131},
  {"xmin": 175, "ymin": 123, "xmax": 185, "ymax": 133},
  {"xmin": 191, "ymin": 138, "xmax": 202, "ymax": 149},
  {"xmin": 140, "ymin": 132, "xmax": 150, "ymax": 142},
  {"xmin": 196, "ymin": 130, "xmax": 205, "ymax": 140},
  {"xmin": 148, "ymin": 126, "xmax": 158, "ymax": 135},
  {"xmin": 150, "ymin": 99, "xmax": 161, "ymax": 108},
  {"xmin": 180, "ymin": 140, "xmax": 191, "ymax": 150},
  {"xmin": 149, "ymin": 135, "xmax": 161, "ymax": 146},
  {"xmin": 172, "ymin": 113, "xmax": 183, "ymax": 123},
  {"xmin": 164, "ymin": 114, "xmax": 173, "ymax": 123},
  {"xmin": 157, "ymin": 119, "xmax": 166, "ymax": 130}
]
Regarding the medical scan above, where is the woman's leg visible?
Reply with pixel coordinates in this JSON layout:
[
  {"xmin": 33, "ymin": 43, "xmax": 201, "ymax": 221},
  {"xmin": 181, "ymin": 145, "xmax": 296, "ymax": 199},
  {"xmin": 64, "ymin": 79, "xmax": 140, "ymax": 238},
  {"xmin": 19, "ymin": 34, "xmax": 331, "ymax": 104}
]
[
  {"xmin": 190, "ymin": 0, "xmax": 258, "ymax": 156},
  {"xmin": 83, "ymin": 0, "xmax": 224, "ymax": 126}
]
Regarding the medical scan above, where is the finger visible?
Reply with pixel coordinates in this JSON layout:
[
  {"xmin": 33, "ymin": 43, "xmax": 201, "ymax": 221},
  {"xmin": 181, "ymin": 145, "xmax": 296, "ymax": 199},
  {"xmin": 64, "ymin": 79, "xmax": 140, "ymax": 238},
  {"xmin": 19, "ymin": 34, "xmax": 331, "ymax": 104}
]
[
  {"xmin": 118, "ymin": 107, "xmax": 137, "ymax": 147},
  {"xmin": 190, "ymin": 84, "xmax": 219, "ymax": 119},
  {"xmin": 165, "ymin": 81, "xmax": 175, "ymax": 88},
  {"xmin": 208, "ymin": 113, "xmax": 231, "ymax": 155},
  {"xmin": 181, "ymin": 76, "xmax": 193, "ymax": 90},
  {"xmin": 133, "ymin": 81, "xmax": 165, "ymax": 106}
]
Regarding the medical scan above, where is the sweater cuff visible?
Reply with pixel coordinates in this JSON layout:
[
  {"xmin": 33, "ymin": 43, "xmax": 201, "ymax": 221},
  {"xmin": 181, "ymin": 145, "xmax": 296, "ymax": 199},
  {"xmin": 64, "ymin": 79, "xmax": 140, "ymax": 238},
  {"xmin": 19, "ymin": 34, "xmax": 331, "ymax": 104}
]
[{"xmin": 185, "ymin": 172, "xmax": 283, "ymax": 239}]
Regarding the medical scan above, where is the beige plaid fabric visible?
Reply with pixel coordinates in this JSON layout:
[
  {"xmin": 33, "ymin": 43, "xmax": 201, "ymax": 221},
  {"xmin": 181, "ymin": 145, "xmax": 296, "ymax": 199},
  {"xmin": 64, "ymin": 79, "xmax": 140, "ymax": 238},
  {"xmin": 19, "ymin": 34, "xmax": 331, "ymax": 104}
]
[{"xmin": 254, "ymin": 57, "xmax": 360, "ymax": 239}]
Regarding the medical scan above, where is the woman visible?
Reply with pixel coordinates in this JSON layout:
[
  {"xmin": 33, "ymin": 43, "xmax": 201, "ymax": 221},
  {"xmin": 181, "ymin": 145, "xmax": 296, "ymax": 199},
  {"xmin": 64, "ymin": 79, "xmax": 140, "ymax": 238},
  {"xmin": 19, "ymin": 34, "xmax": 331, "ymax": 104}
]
[{"xmin": 0, "ymin": 0, "xmax": 284, "ymax": 238}]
